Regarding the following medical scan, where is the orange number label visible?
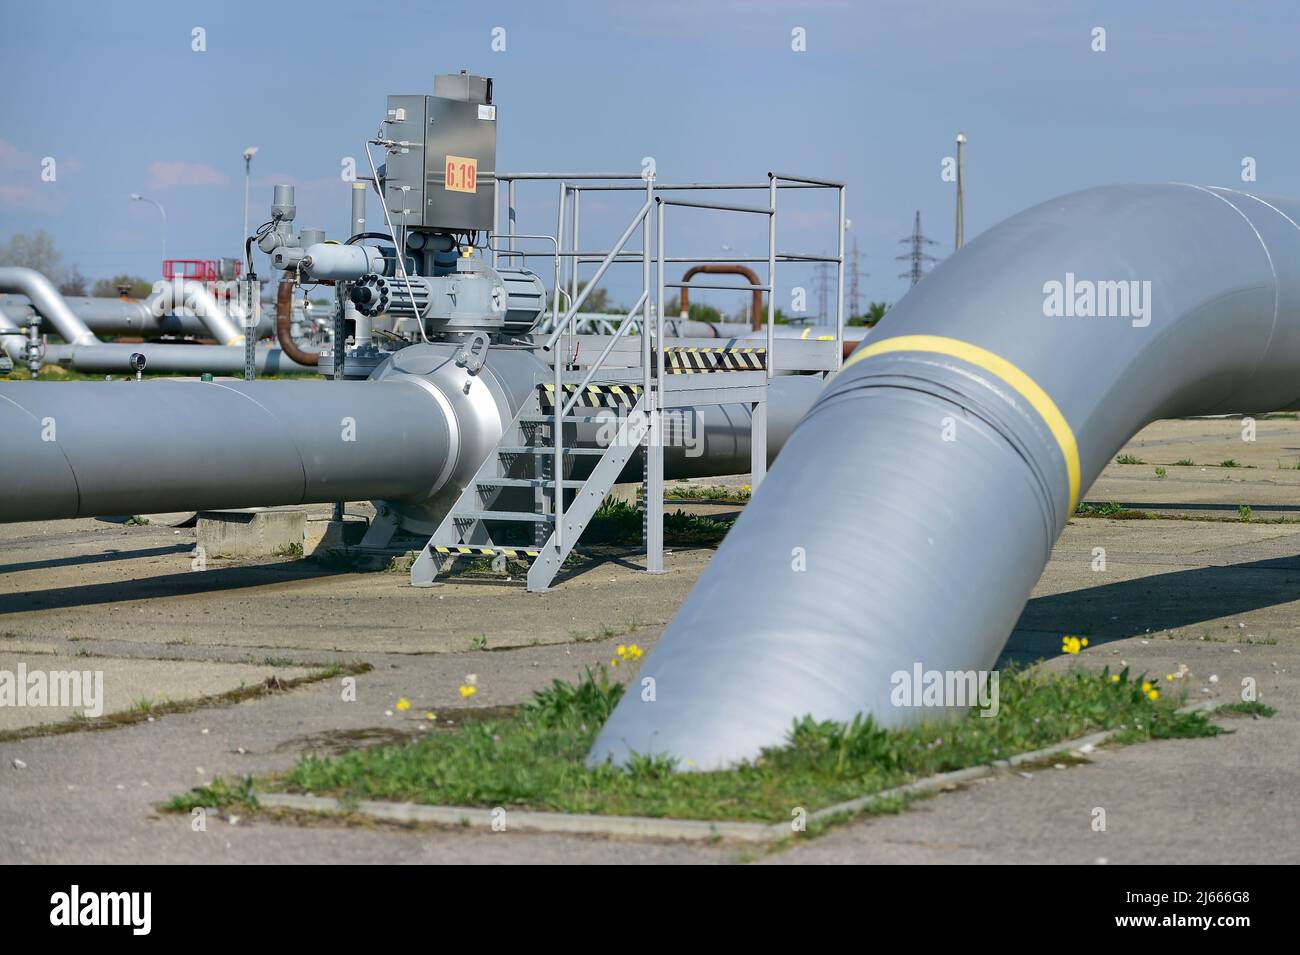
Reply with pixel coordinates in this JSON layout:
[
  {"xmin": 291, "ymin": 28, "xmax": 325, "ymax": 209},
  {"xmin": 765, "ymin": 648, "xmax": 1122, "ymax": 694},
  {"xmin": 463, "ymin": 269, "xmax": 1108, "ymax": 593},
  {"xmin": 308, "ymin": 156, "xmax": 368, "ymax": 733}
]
[{"xmin": 444, "ymin": 155, "xmax": 478, "ymax": 193}]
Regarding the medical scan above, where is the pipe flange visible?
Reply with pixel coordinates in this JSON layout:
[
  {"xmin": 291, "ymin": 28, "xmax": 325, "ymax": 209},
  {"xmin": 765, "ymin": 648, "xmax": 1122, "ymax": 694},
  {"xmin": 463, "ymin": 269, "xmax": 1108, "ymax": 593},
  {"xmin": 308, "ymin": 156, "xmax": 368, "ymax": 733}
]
[{"xmin": 350, "ymin": 273, "xmax": 390, "ymax": 317}]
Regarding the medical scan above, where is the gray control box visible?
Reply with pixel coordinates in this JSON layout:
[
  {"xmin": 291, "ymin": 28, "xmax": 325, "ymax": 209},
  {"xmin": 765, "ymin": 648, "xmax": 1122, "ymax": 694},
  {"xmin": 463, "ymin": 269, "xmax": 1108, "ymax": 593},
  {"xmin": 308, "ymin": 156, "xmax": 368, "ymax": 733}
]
[{"xmin": 383, "ymin": 82, "xmax": 496, "ymax": 234}]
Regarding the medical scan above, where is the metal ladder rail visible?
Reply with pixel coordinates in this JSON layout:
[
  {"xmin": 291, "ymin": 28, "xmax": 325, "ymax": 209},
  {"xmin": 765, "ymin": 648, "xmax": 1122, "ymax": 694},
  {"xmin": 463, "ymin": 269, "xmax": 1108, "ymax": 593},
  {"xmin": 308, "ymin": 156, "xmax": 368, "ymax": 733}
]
[
  {"xmin": 409, "ymin": 388, "xmax": 550, "ymax": 587},
  {"xmin": 526, "ymin": 391, "xmax": 650, "ymax": 592}
]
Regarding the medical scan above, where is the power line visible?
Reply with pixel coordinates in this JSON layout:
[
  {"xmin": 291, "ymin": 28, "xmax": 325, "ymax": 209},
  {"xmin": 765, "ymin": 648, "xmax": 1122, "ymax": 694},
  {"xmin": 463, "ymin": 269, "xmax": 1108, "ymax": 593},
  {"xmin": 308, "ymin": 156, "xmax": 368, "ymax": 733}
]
[
  {"xmin": 896, "ymin": 210, "xmax": 940, "ymax": 287},
  {"xmin": 813, "ymin": 261, "xmax": 832, "ymax": 325},
  {"xmin": 847, "ymin": 236, "xmax": 868, "ymax": 318}
]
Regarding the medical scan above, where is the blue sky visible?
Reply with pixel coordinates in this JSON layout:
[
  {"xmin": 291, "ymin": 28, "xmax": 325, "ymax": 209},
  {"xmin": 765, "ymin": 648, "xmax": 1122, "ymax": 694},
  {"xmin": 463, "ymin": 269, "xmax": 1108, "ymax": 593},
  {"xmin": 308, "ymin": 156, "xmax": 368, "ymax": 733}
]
[{"xmin": 2, "ymin": 0, "xmax": 1298, "ymax": 319}]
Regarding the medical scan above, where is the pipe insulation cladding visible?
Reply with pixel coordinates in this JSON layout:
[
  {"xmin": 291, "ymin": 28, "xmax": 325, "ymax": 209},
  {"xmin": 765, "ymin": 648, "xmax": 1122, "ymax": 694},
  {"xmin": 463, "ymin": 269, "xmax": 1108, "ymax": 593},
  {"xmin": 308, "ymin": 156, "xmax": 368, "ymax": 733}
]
[
  {"xmin": 0, "ymin": 343, "xmax": 821, "ymax": 525},
  {"xmin": 40, "ymin": 342, "xmax": 315, "ymax": 375},
  {"xmin": 591, "ymin": 183, "xmax": 1300, "ymax": 769},
  {"xmin": 0, "ymin": 378, "xmax": 452, "ymax": 521},
  {"xmin": 0, "ymin": 267, "xmax": 98, "ymax": 346}
]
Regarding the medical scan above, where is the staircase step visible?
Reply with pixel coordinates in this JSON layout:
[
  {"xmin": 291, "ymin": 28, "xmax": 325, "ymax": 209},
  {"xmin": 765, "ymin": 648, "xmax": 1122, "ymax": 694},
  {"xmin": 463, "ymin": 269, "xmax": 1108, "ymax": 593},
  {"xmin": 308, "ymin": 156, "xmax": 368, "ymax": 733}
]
[
  {"xmin": 429, "ymin": 544, "xmax": 542, "ymax": 559},
  {"xmin": 452, "ymin": 509, "xmax": 556, "ymax": 523},
  {"xmin": 497, "ymin": 446, "xmax": 606, "ymax": 456},
  {"xmin": 477, "ymin": 478, "xmax": 586, "ymax": 489}
]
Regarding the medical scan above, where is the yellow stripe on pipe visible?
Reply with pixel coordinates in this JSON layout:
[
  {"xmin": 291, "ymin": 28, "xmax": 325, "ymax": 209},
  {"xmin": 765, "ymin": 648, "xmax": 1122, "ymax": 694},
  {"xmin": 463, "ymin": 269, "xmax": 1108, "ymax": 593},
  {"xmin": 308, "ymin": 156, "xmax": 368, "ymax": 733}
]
[{"xmin": 842, "ymin": 334, "xmax": 1080, "ymax": 509}]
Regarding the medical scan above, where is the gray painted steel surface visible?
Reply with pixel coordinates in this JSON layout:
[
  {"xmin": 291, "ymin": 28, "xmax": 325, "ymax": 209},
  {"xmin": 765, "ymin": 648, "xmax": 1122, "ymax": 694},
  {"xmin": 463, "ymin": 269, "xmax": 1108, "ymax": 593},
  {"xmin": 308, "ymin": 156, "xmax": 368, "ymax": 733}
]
[
  {"xmin": 0, "ymin": 378, "xmax": 451, "ymax": 521},
  {"xmin": 591, "ymin": 183, "xmax": 1300, "ymax": 769},
  {"xmin": 0, "ymin": 268, "xmax": 98, "ymax": 346},
  {"xmin": 41, "ymin": 342, "xmax": 313, "ymax": 375},
  {"xmin": 0, "ymin": 294, "xmax": 275, "ymax": 339},
  {"xmin": 0, "ymin": 343, "xmax": 819, "ymax": 525}
]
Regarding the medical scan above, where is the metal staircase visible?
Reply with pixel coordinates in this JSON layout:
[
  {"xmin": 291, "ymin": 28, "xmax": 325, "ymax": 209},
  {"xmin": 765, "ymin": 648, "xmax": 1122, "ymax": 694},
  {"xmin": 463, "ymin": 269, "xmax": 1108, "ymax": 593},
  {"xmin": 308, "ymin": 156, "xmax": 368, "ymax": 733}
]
[
  {"xmin": 410, "ymin": 375, "xmax": 649, "ymax": 592},
  {"xmin": 406, "ymin": 168, "xmax": 844, "ymax": 593}
]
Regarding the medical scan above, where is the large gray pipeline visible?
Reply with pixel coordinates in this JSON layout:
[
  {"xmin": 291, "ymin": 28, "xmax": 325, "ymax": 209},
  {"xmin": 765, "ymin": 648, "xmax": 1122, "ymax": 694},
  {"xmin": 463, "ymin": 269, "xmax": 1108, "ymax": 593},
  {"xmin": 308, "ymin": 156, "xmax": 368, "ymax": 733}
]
[
  {"xmin": 591, "ymin": 183, "xmax": 1300, "ymax": 769},
  {"xmin": 147, "ymin": 280, "xmax": 246, "ymax": 345},
  {"xmin": 0, "ymin": 303, "xmax": 26, "ymax": 363},
  {"xmin": 0, "ymin": 379, "xmax": 451, "ymax": 521},
  {"xmin": 0, "ymin": 343, "xmax": 819, "ymax": 524},
  {"xmin": 0, "ymin": 293, "xmax": 276, "ymax": 339},
  {"xmin": 42, "ymin": 342, "xmax": 314, "ymax": 375},
  {"xmin": 0, "ymin": 267, "xmax": 98, "ymax": 346}
]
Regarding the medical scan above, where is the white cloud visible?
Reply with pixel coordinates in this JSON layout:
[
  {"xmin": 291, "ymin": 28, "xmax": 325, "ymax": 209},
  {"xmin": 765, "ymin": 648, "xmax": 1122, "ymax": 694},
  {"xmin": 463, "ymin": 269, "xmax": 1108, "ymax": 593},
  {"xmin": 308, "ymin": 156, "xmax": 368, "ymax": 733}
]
[{"xmin": 147, "ymin": 161, "xmax": 229, "ymax": 188}]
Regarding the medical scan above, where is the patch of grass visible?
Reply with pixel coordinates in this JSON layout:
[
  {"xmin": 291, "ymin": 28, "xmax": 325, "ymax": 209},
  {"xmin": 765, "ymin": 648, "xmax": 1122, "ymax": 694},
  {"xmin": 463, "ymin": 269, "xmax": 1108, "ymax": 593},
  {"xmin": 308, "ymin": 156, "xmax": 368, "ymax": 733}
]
[
  {"xmin": 582, "ymin": 498, "xmax": 735, "ymax": 546},
  {"xmin": 1115, "ymin": 453, "xmax": 1145, "ymax": 465},
  {"xmin": 1238, "ymin": 634, "xmax": 1278, "ymax": 645},
  {"xmin": 275, "ymin": 541, "xmax": 304, "ymax": 559},
  {"xmin": 386, "ymin": 552, "xmax": 416, "ymax": 573},
  {"xmin": 124, "ymin": 515, "xmax": 151, "ymax": 526},
  {"xmin": 665, "ymin": 484, "xmax": 751, "ymax": 503},
  {"xmin": 1215, "ymin": 700, "xmax": 1275, "ymax": 718},
  {"xmin": 581, "ymin": 499, "xmax": 643, "ymax": 544},
  {"xmin": 262, "ymin": 656, "xmax": 295, "ymax": 667},
  {"xmin": 467, "ymin": 634, "xmax": 489, "ymax": 652},
  {"xmin": 1220, "ymin": 459, "xmax": 1241, "ymax": 468},
  {"xmin": 567, "ymin": 614, "xmax": 647, "ymax": 644},
  {"xmin": 1154, "ymin": 466, "xmax": 1167, "ymax": 479},
  {"xmin": 1185, "ymin": 631, "xmax": 1225, "ymax": 643},
  {"xmin": 176, "ymin": 665, "xmax": 1219, "ymax": 824},
  {"xmin": 162, "ymin": 776, "xmax": 259, "ymax": 814},
  {"xmin": 1073, "ymin": 501, "xmax": 1149, "ymax": 520},
  {"xmin": 1238, "ymin": 504, "xmax": 1253, "ymax": 522},
  {"xmin": 1171, "ymin": 459, "xmax": 1195, "ymax": 467},
  {"xmin": 663, "ymin": 510, "xmax": 734, "ymax": 545}
]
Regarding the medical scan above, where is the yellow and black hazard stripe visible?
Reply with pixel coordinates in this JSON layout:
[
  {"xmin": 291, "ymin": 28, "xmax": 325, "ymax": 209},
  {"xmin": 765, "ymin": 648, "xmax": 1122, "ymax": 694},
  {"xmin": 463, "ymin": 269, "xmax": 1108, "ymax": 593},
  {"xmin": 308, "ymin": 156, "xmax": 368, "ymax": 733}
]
[
  {"xmin": 664, "ymin": 346, "xmax": 766, "ymax": 373},
  {"xmin": 433, "ymin": 545, "xmax": 540, "ymax": 559},
  {"xmin": 539, "ymin": 383, "xmax": 642, "ymax": 410}
]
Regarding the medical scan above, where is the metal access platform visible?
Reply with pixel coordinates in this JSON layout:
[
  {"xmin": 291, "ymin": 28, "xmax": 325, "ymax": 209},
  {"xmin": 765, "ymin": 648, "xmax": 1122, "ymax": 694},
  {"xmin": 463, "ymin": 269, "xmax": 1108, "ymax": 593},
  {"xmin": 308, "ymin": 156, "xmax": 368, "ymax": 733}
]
[{"xmin": 413, "ymin": 171, "xmax": 846, "ymax": 591}]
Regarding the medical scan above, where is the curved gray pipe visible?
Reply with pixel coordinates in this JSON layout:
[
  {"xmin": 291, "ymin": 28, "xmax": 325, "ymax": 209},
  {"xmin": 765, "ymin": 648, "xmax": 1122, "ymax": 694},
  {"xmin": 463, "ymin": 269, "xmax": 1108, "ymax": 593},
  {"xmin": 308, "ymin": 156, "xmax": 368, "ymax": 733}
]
[
  {"xmin": 591, "ymin": 182, "xmax": 1300, "ymax": 769},
  {"xmin": 0, "ymin": 268, "xmax": 98, "ymax": 346},
  {"xmin": 0, "ymin": 303, "xmax": 26, "ymax": 363},
  {"xmin": 43, "ymin": 342, "xmax": 314, "ymax": 375},
  {"xmin": 147, "ymin": 280, "xmax": 246, "ymax": 345},
  {"xmin": 0, "ymin": 294, "xmax": 276, "ymax": 339}
]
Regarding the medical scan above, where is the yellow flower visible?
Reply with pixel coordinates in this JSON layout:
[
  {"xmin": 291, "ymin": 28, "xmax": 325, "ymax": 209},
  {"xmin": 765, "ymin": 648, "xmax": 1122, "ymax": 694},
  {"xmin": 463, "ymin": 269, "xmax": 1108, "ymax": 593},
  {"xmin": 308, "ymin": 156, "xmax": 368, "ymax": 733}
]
[
  {"xmin": 1147, "ymin": 689, "xmax": 1159, "ymax": 701},
  {"xmin": 612, "ymin": 643, "xmax": 646, "ymax": 667},
  {"xmin": 395, "ymin": 697, "xmax": 411, "ymax": 712},
  {"xmin": 1166, "ymin": 674, "xmax": 1174, "ymax": 681},
  {"xmin": 1141, "ymin": 681, "xmax": 1152, "ymax": 693},
  {"xmin": 425, "ymin": 711, "xmax": 436, "ymax": 721},
  {"xmin": 1061, "ymin": 636, "xmax": 1083, "ymax": 655},
  {"xmin": 1110, "ymin": 674, "xmax": 1120, "ymax": 683},
  {"xmin": 459, "ymin": 685, "xmax": 477, "ymax": 699},
  {"xmin": 1081, "ymin": 638, "xmax": 1089, "ymax": 648}
]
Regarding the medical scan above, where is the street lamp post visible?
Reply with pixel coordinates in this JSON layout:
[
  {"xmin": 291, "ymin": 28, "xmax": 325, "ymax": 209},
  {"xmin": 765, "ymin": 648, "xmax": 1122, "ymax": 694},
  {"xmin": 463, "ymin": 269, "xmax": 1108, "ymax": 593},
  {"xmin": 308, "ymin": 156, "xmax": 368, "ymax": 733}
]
[
  {"xmin": 954, "ymin": 132, "xmax": 966, "ymax": 251},
  {"xmin": 243, "ymin": 147, "xmax": 258, "ymax": 253},
  {"xmin": 129, "ymin": 193, "xmax": 167, "ymax": 272}
]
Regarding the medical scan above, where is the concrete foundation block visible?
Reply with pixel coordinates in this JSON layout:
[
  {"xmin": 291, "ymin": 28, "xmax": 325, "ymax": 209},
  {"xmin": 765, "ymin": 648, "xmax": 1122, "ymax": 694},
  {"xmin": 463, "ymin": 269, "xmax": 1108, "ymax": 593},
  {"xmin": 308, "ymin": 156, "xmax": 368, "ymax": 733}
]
[
  {"xmin": 306, "ymin": 515, "xmax": 369, "ymax": 554},
  {"xmin": 196, "ymin": 507, "xmax": 306, "ymax": 559}
]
